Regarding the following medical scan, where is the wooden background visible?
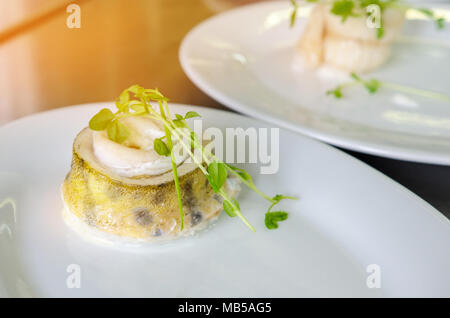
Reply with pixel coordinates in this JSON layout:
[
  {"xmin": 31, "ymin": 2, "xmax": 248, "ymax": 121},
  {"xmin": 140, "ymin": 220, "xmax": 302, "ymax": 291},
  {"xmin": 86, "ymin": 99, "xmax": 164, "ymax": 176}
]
[{"xmin": 0, "ymin": 0, "xmax": 264, "ymax": 124}]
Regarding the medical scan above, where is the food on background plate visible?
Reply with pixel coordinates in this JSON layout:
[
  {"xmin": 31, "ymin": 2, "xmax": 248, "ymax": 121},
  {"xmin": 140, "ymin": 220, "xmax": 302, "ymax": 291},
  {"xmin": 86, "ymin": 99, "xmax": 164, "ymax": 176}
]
[
  {"xmin": 62, "ymin": 86, "xmax": 295, "ymax": 245},
  {"xmin": 292, "ymin": 0, "xmax": 445, "ymax": 74},
  {"xmin": 290, "ymin": 1, "xmax": 449, "ymax": 101},
  {"xmin": 298, "ymin": 3, "xmax": 404, "ymax": 73}
]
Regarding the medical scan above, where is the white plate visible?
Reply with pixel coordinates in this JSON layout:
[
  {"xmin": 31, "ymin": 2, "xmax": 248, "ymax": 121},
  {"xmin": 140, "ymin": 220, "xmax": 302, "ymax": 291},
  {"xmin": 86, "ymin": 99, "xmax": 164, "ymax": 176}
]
[
  {"xmin": 0, "ymin": 103, "xmax": 449, "ymax": 297},
  {"xmin": 180, "ymin": 1, "xmax": 450, "ymax": 165}
]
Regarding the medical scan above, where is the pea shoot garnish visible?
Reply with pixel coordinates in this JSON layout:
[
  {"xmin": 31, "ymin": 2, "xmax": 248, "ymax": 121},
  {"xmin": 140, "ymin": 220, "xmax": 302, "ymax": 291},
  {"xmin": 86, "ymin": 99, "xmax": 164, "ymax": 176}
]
[
  {"xmin": 264, "ymin": 194, "xmax": 296, "ymax": 230},
  {"xmin": 89, "ymin": 85, "xmax": 296, "ymax": 231},
  {"xmin": 290, "ymin": 0, "xmax": 446, "ymax": 37},
  {"xmin": 326, "ymin": 73, "xmax": 450, "ymax": 103}
]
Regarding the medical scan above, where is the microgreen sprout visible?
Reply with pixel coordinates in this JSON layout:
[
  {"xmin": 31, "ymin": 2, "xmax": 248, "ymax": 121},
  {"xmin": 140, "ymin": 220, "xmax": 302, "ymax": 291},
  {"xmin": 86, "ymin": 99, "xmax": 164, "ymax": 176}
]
[
  {"xmin": 326, "ymin": 73, "xmax": 450, "ymax": 103},
  {"xmin": 416, "ymin": 8, "xmax": 446, "ymax": 30},
  {"xmin": 265, "ymin": 194, "xmax": 297, "ymax": 230},
  {"xmin": 289, "ymin": 1, "xmax": 446, "ymax": 36},
  {"xmin": 89, "ymin": 85, "xmax": 297, "ymax": 231}
]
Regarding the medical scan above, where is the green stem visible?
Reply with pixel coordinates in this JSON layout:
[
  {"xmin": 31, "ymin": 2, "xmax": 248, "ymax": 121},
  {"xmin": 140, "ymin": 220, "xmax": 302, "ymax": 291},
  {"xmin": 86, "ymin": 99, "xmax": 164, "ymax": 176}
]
[
  {"xmin": 171, "ymin": 151, "xmax": 184, "ymax": 230},
  {"xmin": 380, "ymin": 82, "xmax": 450, "ymax": 103},
  {"xmin": 225, "ymin": 166, "xmax": 274, "ymax": 202},
  {"xmin": 159, "ymin": 101, "xmax": 184, "ymax": 230},
  {"xmin": 219, "ymin": 188, "xmax": 255, "ymax": 232},
  {"xmin": 144, "ymin": 105, "xmax": 208, "ymax": 173}
]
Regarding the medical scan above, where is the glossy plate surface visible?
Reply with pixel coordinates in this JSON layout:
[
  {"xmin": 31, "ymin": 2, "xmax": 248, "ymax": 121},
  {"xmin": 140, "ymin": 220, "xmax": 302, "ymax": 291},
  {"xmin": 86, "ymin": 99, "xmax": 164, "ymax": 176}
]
[
  {"xmin": 0, "ymin": 104, "xmax": 449, "ymax": 297},
  {"xmin": 180, "ymin": 1, "xmax": 450, "ymax": 164}
]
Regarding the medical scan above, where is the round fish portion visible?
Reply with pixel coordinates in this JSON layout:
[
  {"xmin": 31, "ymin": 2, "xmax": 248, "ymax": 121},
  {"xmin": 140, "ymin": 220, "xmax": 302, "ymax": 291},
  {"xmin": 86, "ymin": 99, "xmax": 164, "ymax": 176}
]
[{"xmin": 62, "ymin": 128, "xmax": 240, "ymax": 244}]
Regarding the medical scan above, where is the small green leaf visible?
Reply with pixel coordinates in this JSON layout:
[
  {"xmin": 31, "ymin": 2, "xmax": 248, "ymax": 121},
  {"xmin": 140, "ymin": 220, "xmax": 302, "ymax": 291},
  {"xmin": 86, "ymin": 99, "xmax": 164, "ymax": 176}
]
[
  {"xmin": 190, "ymin": 131, "xmax": 198, "ymax": 149},
  {"xmin": 128, "ymin": 85, "xmax": 144, "ymax": 96},
  {"xmin": 119, "ymin": 89, "xmax": 130, "ymax": 105},
  {"xmin": 184, "ymin": 111, "xmax": 201, "ymax": 119},
  {"xmin": 154, "ymin": 138, "xmax": 170, "ymax": 157},
  {"xmin": 223, "ymin": 200, "xmax": 237, "ymax": 217},
  {"xmin": 326, "ymin": 88, "xmax": 343, "ymax": 99},
  {"xmin": 89, "ymin": 108, "xmax": 114, "ymax": 131},
  {"xmin": 174, "ymin": 121, "xmax": 186, "ymax": 128},
  {"xmin": 144, "ymin": 89, "xmax": 169, "ymax": 102},
  {"xmin": 365, "ymin": 79, "xmax": 380, "ymax": 94},
  {"xmin": 206, "ymin": 174, "xmax": 220, "ymax": 193},
  {"xmin": 416, "ymin": 8, "xmax": 446, "ymax": 30},
  {"xmin": 417, "ymin": 8, "xmax": 433, "ymax": 18},
  {"xmin": 233, "ymin": 199, "xmax": 240, "ymax": 211},
  {"xmin": 331, "ymin": 0, "xmax": 356, "ymax": 22},
  {"xmin": 290, "ymin": 8, "xmax": 297, "ymax": 28},
  {"xmin": 227, "ymin": 164, "xmax": 253, "ymax": 182},
  {"xmin": 272, "ymin": 194, "xmax": 284, "ymax": 204},
  {"xmin": 115, "ymin": 101, "xmax": 129, "ymax": 113},
  {"xmin": 129, "ymin": 102, "xmax": 146, "ymax": 113},
  {"xmin": 265, "ymin": 211, "xmax": 288, "ymax": 230},
  {"xmin": 173, "ymin": 114, "xmax": 188, "ymax": 128},
  {"xmin": 208, "ymin": 161, "xmax": 228, "ymax": 192},
  {"xmin": 350, "ymin": 72, "xmax": 362, "ymax": 82},
  {"xmin": 376, "ymin": 27, "xmax": 384, "ymax": 39},
  {"xmin": 107, "ymin": 120, "xmax": 130, "ymax": 144}
]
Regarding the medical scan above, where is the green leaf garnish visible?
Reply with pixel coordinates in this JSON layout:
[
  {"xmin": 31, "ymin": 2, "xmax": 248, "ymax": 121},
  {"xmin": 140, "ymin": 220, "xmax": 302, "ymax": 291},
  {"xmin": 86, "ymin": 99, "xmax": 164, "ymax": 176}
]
[
  {"xmin": 223, "ymin": 199, "xmax": 239, "ymax": 217},
  {"xmin": 127, "ymin": 84, "xmax": 142, "ymax": 94},
  {"xmin": 351, "ymin": 72, "xmax": 379, "ymax": 94},
  {"xmin": 226, "ymin": 164, "xmax": 253, "ymax": 183},
  {"xmin": 184, "ymin": 111, "xmax": 201, "ymax": 119},
  {"xmin": 289, "ymin": 1, "xmax": 445, "ymax": 37},
  {"xmin": 207, "ymin": 161, "xmax": 228, "ymax": 193},
  {"xmin": 89, "ymin": 108, "xmax": 114, "ymax": 131},
  {"xmin": 129, "ymin": 102, "xmax": 146, "ymax": 113},
  {"xmin": 326, "ymin": 87, "xmax": 343, "ymax": 99},
  {"xmin": 416, "ymin": 8, "xmax": 446, "ymax": 29},
  {"xmin": 143, "ymin": 88, "xmax": 169, "ymax": 102},
  {"xmin": 365, "ymin": 79, "xmax": 380, "ymax": 94},
  {"xmin": 290, "ymin": 0, "xmax": 298, "ymax": 28},
  {"xmin": 106, "ymin": 120, "xmax": 130, "ymax": 144},
  {"xmin": 153, "ymin": 138, "xmax": 170, "ymax": 157},
  {"xmin": 376, "ymin": 27, "xmax": 384, "ymax": 39},
  {"xmin": 263, "ymin": 194, "xmax": 296, "ymax": 230},
  {"xmin": 117, "ymin": 89, "xmax": 130, "ymax": 112},
  {"xmin": 331, "ymin": 0, "xmax": 357, "ymax": 22},
  {"xmin": 265, "ymin": 211, "xmax": 289, "ymax": 229},
  {"xmin": 417, "ymin": 8, "xmax": 433, "ymax": 17}
]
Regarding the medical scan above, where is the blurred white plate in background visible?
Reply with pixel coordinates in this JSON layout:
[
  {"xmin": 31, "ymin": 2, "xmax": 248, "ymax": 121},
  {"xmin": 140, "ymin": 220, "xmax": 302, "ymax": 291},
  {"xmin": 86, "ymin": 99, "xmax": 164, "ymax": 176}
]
[{"xmin": 180, "ymin": 1, "xmax": 450, "ymax": 165}]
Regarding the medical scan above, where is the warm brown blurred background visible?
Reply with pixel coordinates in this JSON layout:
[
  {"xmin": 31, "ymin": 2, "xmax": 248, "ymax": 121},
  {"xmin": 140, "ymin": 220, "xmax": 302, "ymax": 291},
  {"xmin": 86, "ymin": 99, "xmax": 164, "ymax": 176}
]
[{"xmin": 0, "ymin": 0, "xmax": 264, "ymax": 125}]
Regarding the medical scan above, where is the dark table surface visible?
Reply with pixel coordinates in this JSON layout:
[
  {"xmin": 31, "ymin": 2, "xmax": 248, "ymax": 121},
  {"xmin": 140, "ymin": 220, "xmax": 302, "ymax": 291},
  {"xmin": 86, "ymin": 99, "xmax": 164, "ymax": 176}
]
[{"xmin": 343, "ymin": 149, "xmax": 450, "ymax": 219}]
